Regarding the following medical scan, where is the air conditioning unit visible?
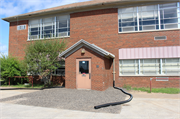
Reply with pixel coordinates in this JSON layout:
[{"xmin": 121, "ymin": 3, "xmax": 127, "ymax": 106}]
[
  {"xmin": 30, "ymin": 35, "xmax": 39, "ymax": 39},
  {"xmin": 58, "ymin": 32, "xmax": 67, "ymax": 37}
]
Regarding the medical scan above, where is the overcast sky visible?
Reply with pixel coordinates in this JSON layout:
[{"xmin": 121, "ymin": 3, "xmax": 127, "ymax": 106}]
[{"xmin": 0, "ymin": 0, "xmax": 89, "ymax": 56}]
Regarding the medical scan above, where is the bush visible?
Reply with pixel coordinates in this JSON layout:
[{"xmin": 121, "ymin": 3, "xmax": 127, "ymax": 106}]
[{"xmin": 0, "ymin": 54, "xmax": 27, "ymax": 85}]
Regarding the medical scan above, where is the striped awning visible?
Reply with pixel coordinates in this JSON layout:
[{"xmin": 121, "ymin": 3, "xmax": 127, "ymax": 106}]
[{"xmin": 119, "ymin": 46, "xmax": 180, "ymax": 59}]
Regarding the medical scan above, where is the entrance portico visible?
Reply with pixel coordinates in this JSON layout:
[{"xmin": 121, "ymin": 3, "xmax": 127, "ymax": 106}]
[{"xmin": 59, "ymin": 39, "xmax": 115, "ymax": 91}]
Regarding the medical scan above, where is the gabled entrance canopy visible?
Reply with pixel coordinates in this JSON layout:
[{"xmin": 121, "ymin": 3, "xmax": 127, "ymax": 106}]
[{"xmin": 59, "ymin": 39, "xmax": 115, "ymax": 58}]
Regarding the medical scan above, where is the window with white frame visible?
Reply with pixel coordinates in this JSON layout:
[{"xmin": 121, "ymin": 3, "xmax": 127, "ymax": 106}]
[
  {"xmin": 42, "ymin": 17, "xmax": 54, "ymax": 38},
  {"xmin": 56, "ymin": 15, "xmax": 70, "ymax": 37},
  {"xmin": 52, "ymin": 61, "xmax": 65, "ymax": 76},
  {"xmin": 28, "ymin": 15, "xmax": 70, "ymax": 40},
  {"xmin": 118, "ymin": 2, "xmax": 180, "ymax": 32},
  {"xmin": 29, "ymin": 19, "xmax": 40, "ymax": 39},
  {"xmin": 119, "ymin": 59, "xmax": 138, "ymax": 75},
  {"xmin": 118, "ymin": 7, "xmax": 138, "ymax": 32},
  {"xmin": 119, "ymin": 58, "xmax": 180, "ymax": 76}
]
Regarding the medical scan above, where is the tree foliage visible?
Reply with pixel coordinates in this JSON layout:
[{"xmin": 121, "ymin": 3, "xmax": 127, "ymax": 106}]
[
  {"xmin": 0, "ymin": 54, "xmax": 27, "ymax": 79},
  {"xmin": 24, "ymin": 39, "xmax": 67, "ymax": 86}
]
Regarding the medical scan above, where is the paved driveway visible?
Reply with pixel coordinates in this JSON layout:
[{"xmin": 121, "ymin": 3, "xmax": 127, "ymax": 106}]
[{"xmin": 0, "ymin": 88, "xmax": 179, "ymax": 119}]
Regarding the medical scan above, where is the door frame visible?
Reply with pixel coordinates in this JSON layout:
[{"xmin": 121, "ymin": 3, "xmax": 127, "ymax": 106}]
[{"xmin": 76, "ymin": 58, "xmax": 91, "ymax": 89}]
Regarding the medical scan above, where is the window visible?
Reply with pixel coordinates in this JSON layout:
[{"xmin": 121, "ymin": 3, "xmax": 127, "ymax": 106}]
[
  {"xmin": 79, "ymin": 61, "xmax": 89, "ymax": 74},
  {"xmin": 160, "ymin": 3, "xmax": 180, "ymax": 29},
  {"xmin": 119, "ymin": 59, "xmax": 138, "ymax": 75},
  {"xmin": 56, "ymin": 15, "xmax": 70, "ymax": 37},
  {"xmin": 139, "ymin": 5, "xmax": 158, "ymax": 31},
  {"xmin": 162, "ymin": 58, "xmax": 180, "ymax": 75},
  {"xmin": 119, "ymin": 58, "xmax": 180, "ymax": 76},
  {"xmin": 140, "ymin": 59, "xmax": 159, "ymax": 75},
  {"xmin": 17, "ymin": 25, "xmax": 26, "ymax": 30},
  {"xmin": 29, "ymin": 19, "xmax": 40, "ymax": 39},
  {"xmin": 28, "ymin": 15, "xmax": 70, "ymax": 40},
  {"xmin": 118, "ymin": 2, "xmax": 180, "ymax": 33},
  {"xmin": 52, "ymin": 61, "xmax": 65, "ymax": 76},
  {"xmin": 42, "ymin": 17, "xmax": 54, "ymax": 38},
  {"xmin": 119, "ymin": 7, "xmax": 137, "ymax": 32}
]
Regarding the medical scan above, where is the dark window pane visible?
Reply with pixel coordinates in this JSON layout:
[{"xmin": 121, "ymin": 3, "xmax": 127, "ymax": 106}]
[
  {"xmin": 155, "ymin": 20, "xmax": 159, "ymax": 24},
  {"xmin": 119, "ymin": 19, "xmax": 121, "ymax": 22},
  {"xmin": 135, "ymin": 27, "xmax": 138, "ymax": 31},
  {"xmin": 42, "ymin": 30, "xmax": 53, "ymax": 34},
  {"xmin": 30, "ymin": 31, "xmax": 38, "ymax": 35},
  {"xmin": 164, "ymin": 18, "xmax": 178, "ymax": 24},
  {"xmin": 139, "ymin": 20, "xmax": 142, "ymax": 25},
  {"xmin": 156, "ymin": 25, "xmax": 159, "ymax": 29},
  {"xmin": 44, "ymin": 34, "xmax": 51, "ymax": 38},
  {"xmin": 58, "ymin": 28, "xmax": 68, "ymax": 32},
  {"xmin": 142, "ymin": 20, "xmax": 155, "ymax": 25},
  {"xmin": 44, "ymin": 26, "xmax": 52, "ymax": 30},
  {"xmin": 161, "ymin": 25, "xmax": 164, "ymax": 29},
  {"xmin": 30, "ymin": 27, "xmax": 38, "ymax": 32},
  {"xmin": 68, "ymin": 32, "xmax": 70, "ymax": 36},
  {"xmin": 59, "ymin": 21, "xmax": 67, "ymax": 28},
  {"xmin": 119, "ymin": 23, "xmax": 121, "ymax": 27},
  {"xmin": 119, "ymin": 28, "xmax": 122, "ymax": 32},
  {"xmin": 164, "ymin": 13, "xmax": 177, "ymax": 18},
  {"xmin": 139, "ymin": 26, "xmax": 142, "ymax": 30},
  {"xmin": 122, "ymin": 22, "xmax": 135, "ymax": 27},
  {"xmin": 79, "ymin": 61, "xmax": 89, "ymax": 74},
  {"xmin": 122, "ymin": 18, "xmax": 133, "ymax": 22},
  {"xmin": 164, "ymin": 8, "xmax": 177, "ymax": 14},
  {"xmin": 161, "ymin": 20, "xmax": 164, "ymax": 24}
]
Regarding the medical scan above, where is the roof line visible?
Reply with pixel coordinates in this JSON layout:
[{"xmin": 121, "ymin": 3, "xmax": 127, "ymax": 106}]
[{"xmin": 59, "ymin": 39, "xmax": 115, "ymax": 58}]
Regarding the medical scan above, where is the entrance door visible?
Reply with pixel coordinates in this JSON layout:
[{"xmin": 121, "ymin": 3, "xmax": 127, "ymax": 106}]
[{"xmin": 76, "ymin": 59, "xmax": 91, "ymax": 89}]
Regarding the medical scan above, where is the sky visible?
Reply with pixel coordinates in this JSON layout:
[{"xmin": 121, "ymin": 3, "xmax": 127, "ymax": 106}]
[{"xmin": 0, "ymin": 0, "xmax": 89, "ymax": 56}]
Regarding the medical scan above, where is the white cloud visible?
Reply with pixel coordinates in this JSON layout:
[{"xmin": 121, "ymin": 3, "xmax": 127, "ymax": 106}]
[
  {"xmin": 0, "ymin": 42, "xmax": 8, "ymax": 56},
  {"xmin": 0, "ymin": 0, "xmax": 90, "ymax": 17}
]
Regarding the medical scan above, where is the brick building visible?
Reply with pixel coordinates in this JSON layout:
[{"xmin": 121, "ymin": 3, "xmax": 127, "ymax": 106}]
[{"xmin": 2, "ymin": 0, "xmax": 180, "ymax": 91}]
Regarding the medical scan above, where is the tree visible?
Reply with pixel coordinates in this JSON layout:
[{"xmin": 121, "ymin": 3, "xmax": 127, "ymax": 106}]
[
  {"xmin": 24, "ymin": 39, "xmax": 67, "ymax": 87},
  {"xmin": 0, "ymin": 54, "xmax": 27, "ymax": 84}
]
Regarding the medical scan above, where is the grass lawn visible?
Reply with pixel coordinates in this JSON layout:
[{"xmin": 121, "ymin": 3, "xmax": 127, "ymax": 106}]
[
  {"xmin": 133, "ymin": 87, "xmax": 180, "ymax": 94},
  {"xmin": 123, "ymin": 85, "xmax": 180, "ymax": 94},
  {"xmin": 0, "ymin": 84, "xmax": 44, "ymax": 88}
]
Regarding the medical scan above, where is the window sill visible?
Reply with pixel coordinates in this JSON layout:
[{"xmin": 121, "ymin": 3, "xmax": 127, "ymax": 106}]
[
  {"xmin": 118, "ymin": 28, "xmax": 180, "ymax": 34},
  {"xmin": 27, "ymin": 36, "xmax": 70, "ymax": 41},
  {"xmin": 119, "ymin": 74, "xmax": 180, "ymax": 77}
]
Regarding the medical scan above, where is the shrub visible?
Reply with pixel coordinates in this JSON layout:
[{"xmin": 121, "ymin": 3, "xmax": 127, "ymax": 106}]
[{"xmin": 0, "ymin": 54, "xmax": 27, "ymax": 84}]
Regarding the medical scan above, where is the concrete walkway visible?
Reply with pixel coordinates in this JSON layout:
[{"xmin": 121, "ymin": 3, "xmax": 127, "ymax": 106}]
[{"xmin": 0, "ymin": 89, "xmax": 179, "ymax": 119}]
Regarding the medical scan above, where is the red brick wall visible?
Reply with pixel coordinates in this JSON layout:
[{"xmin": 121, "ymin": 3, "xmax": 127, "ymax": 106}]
[
  {"xmin": 9, "ymin": 8, "xmax": 180, "ymax": 90},
  {"xmin": 65, "ymin": 46, "xmax": 113, "ymax": 91},
  {"xmin": 9, "ymin": 20, "xmax": 28, "ymax": 60},
  {"xmin": 117, "ymin": 76, "xmax": 180, "ymax": 88}
]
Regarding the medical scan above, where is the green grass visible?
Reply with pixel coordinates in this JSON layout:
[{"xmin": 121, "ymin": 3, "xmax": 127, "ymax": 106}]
[
  {"xmin": 123, "ymin": 85, "xmax": 180, "ymax": 94},
  {"xmin": 0, "ymin": 84, "xmax": 44, "ymax": 88},
  {"xmin": 133, "ymin": 87, "xmax": 180, "ymax": 94}
]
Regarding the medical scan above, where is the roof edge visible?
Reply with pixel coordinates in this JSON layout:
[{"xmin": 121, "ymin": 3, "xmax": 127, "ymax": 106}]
[{"xmin": 59, "ymin": 39, "xmax": 115, "ymax": 58}]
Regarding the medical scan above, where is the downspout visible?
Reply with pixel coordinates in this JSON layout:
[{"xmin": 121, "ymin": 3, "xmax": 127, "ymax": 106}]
[
  {"xmin": 94, "ymin": 57, "xmax": 133, "ymax": 109},
  {"xmin": 113, "ymin": 58, "xmax": 115, "ymax": 87}
]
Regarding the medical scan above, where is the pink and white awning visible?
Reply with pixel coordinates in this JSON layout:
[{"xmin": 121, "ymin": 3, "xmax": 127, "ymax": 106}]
[{"xmin": 119, "ymin": 46, "xmax": 180, "ymax": 59}]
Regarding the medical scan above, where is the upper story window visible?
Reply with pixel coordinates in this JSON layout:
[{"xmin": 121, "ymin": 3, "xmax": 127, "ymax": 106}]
[
  {"xmin": 28, "ymin": 15, "xmax": 70, "ymax": 40},
  {"xmin": 118, "ymin": 2, "xmax": 180, "ymax": 33}
]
